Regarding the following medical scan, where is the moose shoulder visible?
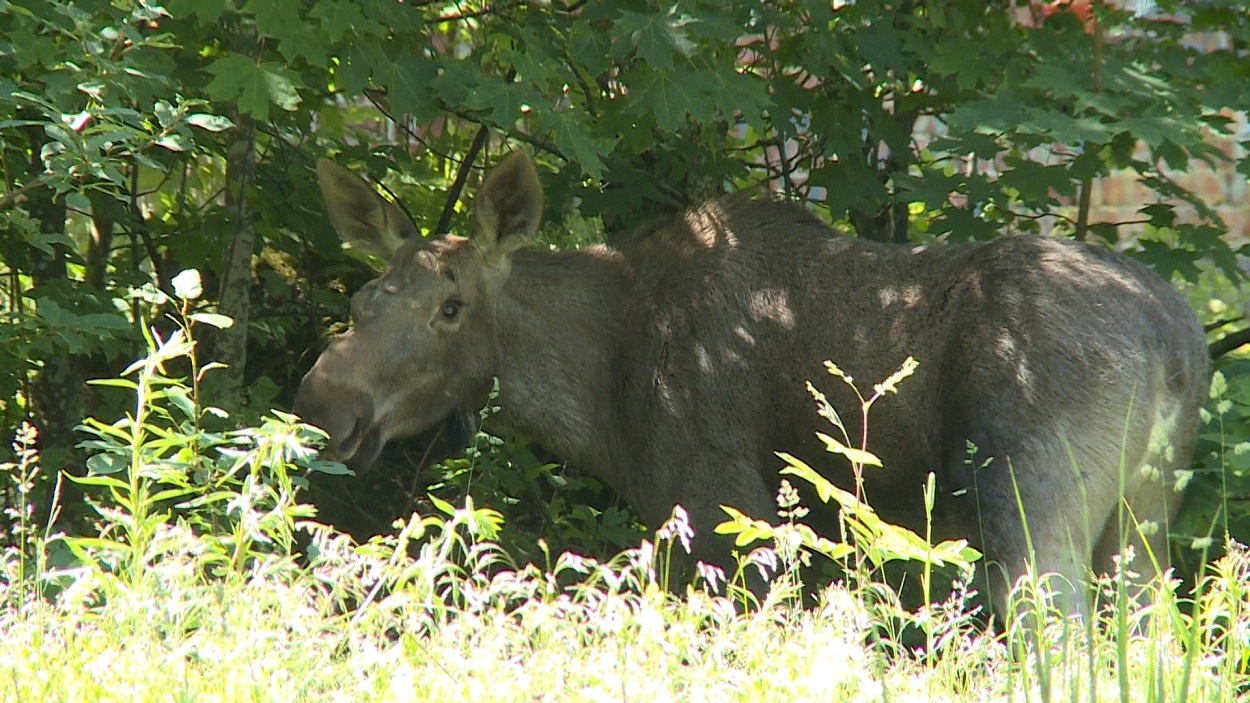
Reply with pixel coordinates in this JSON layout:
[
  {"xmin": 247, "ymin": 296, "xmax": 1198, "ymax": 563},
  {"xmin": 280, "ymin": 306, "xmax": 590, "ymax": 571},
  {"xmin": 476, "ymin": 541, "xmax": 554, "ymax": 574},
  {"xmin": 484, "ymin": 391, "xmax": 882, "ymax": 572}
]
[{"xmin": 295, "ymin": 151, "xmax": 1209, "ymax": 614}]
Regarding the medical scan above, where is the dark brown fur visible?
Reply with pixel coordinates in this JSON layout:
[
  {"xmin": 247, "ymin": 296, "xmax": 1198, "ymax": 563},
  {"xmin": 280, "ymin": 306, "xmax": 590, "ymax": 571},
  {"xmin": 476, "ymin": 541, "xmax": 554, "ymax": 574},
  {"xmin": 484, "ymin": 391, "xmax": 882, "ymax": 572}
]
[{"xmin": 296, "ymin": 152, "xmax": 1209, "ymax": 615}]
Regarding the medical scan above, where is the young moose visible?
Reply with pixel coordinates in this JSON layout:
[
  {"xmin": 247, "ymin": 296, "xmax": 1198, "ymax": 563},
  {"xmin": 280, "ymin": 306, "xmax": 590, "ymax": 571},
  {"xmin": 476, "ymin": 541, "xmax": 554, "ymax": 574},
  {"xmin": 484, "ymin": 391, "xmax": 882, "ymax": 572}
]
[{"xmin": 295, "ymin": 152, "xmax": 1208, "ymax": 616}]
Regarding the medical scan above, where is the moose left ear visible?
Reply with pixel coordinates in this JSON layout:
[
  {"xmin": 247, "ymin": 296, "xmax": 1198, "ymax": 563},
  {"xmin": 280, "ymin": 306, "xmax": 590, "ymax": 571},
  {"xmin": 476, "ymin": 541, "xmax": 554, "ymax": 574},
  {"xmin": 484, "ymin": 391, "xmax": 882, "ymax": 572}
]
[
  {"xmin": 473, "ymin": 151, "xmax": 544, "ymax": 257},
  {"xmin": 317, "ymin": 158, "xmax": 416, "ymax": 260}
]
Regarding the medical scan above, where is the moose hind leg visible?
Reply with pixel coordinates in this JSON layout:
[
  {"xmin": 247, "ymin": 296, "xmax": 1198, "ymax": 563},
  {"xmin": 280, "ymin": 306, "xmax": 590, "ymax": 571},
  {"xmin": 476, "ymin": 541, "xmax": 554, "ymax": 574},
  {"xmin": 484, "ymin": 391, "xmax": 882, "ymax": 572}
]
[
  {"xmin": 1090, "ymin": 408, "xmax": 1190, "ymax": 594},
  {"xmin": 967, "ymin": 437, "xmax": 1110, "ymax": 621}
]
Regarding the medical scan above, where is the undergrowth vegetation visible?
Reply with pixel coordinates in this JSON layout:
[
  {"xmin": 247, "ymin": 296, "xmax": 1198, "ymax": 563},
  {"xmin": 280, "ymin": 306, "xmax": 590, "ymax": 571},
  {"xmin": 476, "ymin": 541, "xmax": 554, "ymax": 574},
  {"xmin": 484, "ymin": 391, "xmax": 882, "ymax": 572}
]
[{"xmin": 2, "ymin": 283, "xmax": 1248, "ymax": 702}]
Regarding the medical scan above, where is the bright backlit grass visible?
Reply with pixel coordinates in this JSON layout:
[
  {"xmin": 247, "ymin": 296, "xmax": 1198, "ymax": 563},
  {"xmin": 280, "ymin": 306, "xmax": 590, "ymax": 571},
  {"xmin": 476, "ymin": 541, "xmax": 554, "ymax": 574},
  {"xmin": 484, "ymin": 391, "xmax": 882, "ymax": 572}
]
[{"xmin": 3, "ymin": 506, "xmax": 1247, "ymax": 703}]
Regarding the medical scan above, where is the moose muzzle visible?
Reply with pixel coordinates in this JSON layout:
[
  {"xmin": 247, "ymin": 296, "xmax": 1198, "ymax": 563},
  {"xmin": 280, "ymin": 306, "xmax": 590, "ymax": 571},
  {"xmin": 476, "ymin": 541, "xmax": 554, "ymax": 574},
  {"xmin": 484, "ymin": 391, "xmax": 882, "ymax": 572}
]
[{"xmin": 293, "ymin": 353, "xmax": 384, "ymax": 472}]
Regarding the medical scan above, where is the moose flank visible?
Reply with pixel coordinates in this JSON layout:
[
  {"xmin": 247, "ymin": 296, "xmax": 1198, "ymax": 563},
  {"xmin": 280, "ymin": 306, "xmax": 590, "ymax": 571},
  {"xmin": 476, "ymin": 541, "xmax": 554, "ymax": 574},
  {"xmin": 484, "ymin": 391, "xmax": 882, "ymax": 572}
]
[{"xmin": 295, "ymin": 151, "xmax": 1209, "ymax": 616}]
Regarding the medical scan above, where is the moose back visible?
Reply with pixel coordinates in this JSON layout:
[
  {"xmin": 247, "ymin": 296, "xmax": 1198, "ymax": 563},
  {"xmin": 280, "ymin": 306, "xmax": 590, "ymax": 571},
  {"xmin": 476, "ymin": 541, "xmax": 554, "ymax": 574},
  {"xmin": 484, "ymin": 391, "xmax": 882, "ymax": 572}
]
[{"xmin": 295, "ymin": 152, "xmax": 1208, "ymax": 613}]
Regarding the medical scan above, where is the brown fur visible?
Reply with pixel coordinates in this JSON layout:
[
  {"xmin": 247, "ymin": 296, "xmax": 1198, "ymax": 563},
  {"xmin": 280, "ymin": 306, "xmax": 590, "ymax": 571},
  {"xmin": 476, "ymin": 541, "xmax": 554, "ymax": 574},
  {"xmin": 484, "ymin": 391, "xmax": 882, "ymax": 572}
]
[{"xmin": 296, "ymin": 152, "xmax": 1209, "ymax": 615}]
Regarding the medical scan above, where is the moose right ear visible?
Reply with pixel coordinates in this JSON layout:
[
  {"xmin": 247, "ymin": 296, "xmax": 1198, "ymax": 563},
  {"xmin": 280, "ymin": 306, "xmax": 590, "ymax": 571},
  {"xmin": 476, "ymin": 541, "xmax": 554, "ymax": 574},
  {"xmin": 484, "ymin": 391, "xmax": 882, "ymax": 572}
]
[
  {"xmin": 316, "ymin": 158, "xmax": 416, "ymax": 260},
  {"xmin": 472, "ymin": 151, "xmax": 544, "ymax": 261}
]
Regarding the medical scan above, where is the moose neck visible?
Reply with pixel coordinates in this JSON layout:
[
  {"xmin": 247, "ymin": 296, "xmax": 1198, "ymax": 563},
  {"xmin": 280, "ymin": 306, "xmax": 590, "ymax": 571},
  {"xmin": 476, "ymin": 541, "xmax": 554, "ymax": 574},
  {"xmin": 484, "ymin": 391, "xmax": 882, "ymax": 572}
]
[{"xmin": 493, "ymin": 246, "xmax": 631, "ymax": 476}]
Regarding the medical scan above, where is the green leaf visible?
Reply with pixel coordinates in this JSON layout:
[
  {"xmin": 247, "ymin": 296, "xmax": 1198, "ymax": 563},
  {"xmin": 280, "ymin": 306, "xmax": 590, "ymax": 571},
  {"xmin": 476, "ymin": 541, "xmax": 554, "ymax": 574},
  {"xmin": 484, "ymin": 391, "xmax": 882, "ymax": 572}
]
[
  {"xmin": 334, "ymin": 42, "xmax": 374, "ymax": 95},
  {"xmin": 148, "ymin": 487, "xmax": 196, "ymax": 503},
  {"xmin": 156, "ymin": 133, "xmax": 189, "ymax": 152},
  {"xmin": 186, "ymin": 113, "xmax": 235, "ymax": 132},
  {"xmin": 311, "ymin": 0, "xmax": 378, "ymax": 42},
  {"xmin": 807, "ymin": 163, "xmax": 889, "ymax": 222},
  {"xmin": 191, "ymin": 312, "xmax": 234, "ymax": 329},
  {"xmin": 277, "ymin": 27, "xmax": 328, "ymax": 67},
  {"xmin": 172, "ymin": 269, "xmax": 202, "ymax": 300},
  {"xmin": 179, "ymin": 490, "xmax": 242, "ymax": 509},
  {"xmin": 776, "ymin": 452, "xmax": 840, "ymax": 504},
  {"xmin": 567, "ymin": 22, "xmax": 611, "ymax": 76},
  {"xmin": 167, "ymin": 0, "xmax": 229, "ymax": 24},
  {"xmin": 792, "ymin": 523, "xmax": 856, "ymax": 562},
  {"xmin": 165, "ymin": 387, "xmax": 197, "ymax": 421},
  {"xmin": 815, "ymin": 433, "xmax": 883, "ymax": 467},
  {"xmin": 1132, "ymin": 240, "xmax": 1203, "ymax": 282},
  {"xmin": 611, "ymin": 11, "xmax": 696, "ymax": 70},
  {"xmin": 464, "ymin": 80, "xmax": 545, "ymax": 126},
  {"xmin": 373, "ymin": 50, "xmax": 438, "ymax": 122},
  {"xmin": 713, "ymin": 505, "xmax": 777, "ymax": 547},
  {"xmin": 87, "ymin": 378, "xmax": 139, "ymax": 390},
  {"xmin": 72, "ymin": 313, "xmax": 131, "ymax": 334},
  {"xmin": 65, "ymin": 188, "xmax": 90, "ymax": 215},
  {"xmin": 37, "ymin": 297, "xmax": 63, "ymax": 326},
  {"xmin": 629, "ymin": 68, "xmax": 697, "ymax": 132},
  {"xmin": 204, "ymin": 56, "xmax": 302, "ymax": 121},
  {"xmin": 1021, "ymin": 62, "xmax": 1093, "ymax": 100},
  {"xmin": 428, "ymin": 493, "xmax": 455, "ymax": 517},
  {"xmin": 243, "ymin": 0, "xmax": 326, "ymax": 66},
  {"xmin": 245, "ymin": 0, "xmax": 299, "ymax": 39},
  {"xmin": 307, "ymin": 460, "xmax": 353, "ymax": 475},
  {"xmin": 707, "ymin": 68, "xmax": 770, "ymax": 132},
  {"xmin": 86, "ymin": 452, "xmax": 127, "ymax": 475},
  {"xmin": 539, "ymin": 111, "xmax": 613, "ymax": 180},
  {"xmin": 62, "ymin": 536, "xmax": 129, "ymax": 554}
]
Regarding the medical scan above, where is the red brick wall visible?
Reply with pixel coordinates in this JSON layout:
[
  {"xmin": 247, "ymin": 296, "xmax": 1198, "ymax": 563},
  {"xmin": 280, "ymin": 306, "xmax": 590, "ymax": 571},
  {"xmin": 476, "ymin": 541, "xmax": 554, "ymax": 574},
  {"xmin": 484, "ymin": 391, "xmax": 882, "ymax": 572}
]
[
  {"xmin": 910, "ymin": 109, "xmax": 1249, "ymax": 245},
  {"xmin": 1088, "ymin": 110, "xmax": 1249, "ymax": 245}
]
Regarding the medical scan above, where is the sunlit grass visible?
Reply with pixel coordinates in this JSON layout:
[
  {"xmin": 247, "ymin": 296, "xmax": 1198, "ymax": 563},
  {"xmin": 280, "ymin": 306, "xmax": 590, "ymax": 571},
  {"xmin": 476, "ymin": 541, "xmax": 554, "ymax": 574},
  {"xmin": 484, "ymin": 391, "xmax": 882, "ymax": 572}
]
[{"xmin": 3, "ymin": 502, "xmax": 1248, "ymax": 702}]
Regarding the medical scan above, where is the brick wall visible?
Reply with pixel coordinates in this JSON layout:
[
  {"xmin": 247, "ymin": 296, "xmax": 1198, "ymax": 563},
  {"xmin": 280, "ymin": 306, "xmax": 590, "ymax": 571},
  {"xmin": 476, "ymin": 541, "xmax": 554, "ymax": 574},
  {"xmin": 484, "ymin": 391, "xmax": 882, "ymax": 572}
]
[
  {"xmin": 910, "ymin": 109, "xmax": 1249, "ymax": 246},
  {"xmin": 1087, "ymin": 110, "xmax": 1250, "ymax": 246}
]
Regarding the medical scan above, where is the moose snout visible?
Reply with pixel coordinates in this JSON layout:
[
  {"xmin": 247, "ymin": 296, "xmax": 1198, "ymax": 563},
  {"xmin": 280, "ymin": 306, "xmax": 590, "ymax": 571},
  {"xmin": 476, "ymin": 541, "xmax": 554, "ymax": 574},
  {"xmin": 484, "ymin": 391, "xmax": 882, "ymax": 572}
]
[{"xmin": 293, "ymin": 366, "xmax": 375, "ymax": 465}]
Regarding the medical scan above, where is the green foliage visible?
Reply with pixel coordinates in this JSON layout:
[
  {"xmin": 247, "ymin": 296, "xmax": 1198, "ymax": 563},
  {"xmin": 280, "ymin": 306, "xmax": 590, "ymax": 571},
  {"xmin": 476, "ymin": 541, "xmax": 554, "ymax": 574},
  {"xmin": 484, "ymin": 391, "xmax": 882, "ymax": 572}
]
[
  {"xmin": 62, "ymin": 275, "xmax": 344, "ymax": 598},
  {"xmin": 425, "ymin": 382, "xmax": 646, "ymax": 565},
  {"xmin": 717, "ymin": 356, "xmax": 980, "ymax": 631},
  {"xmin": 1175, "ymin": 364, "xmax": 1250, "ymax": 577}
]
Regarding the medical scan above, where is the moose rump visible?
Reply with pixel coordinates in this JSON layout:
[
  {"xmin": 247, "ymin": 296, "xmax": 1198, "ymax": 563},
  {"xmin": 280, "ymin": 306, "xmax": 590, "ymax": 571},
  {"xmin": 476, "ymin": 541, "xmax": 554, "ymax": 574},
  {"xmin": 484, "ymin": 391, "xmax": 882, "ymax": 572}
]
[{"xmin": 295, "ymin": 151, "xmax": 1209, "ymax": 616}]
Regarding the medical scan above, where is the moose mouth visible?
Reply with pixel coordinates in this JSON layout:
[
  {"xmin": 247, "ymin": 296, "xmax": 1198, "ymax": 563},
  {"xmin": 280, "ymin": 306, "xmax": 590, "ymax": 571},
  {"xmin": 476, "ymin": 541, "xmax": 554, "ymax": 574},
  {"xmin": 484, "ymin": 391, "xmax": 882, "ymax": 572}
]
[{"xmin": 330, "ymin": 417, "xmax": 386, "ymax": 473}]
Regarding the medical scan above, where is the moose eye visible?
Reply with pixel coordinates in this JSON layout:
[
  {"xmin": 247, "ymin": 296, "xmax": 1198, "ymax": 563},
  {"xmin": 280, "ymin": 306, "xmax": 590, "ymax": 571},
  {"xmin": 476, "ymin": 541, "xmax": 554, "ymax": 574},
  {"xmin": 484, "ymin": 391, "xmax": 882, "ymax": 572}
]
[{"xmin": 439, "ymin": 299, "xmax": 462, "ymax": 322}]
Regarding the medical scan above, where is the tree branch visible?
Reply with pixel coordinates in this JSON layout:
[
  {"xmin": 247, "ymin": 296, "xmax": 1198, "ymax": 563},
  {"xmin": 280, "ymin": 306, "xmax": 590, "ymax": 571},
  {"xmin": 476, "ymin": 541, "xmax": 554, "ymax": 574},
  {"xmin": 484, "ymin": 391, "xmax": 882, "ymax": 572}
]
[
  {"xmin": 0, "ymin": 176, "xmax": 49, "ymax": 211},
  {"xmin": 1074, "ymin": 0, "xmax": 1105, "ymax": 242},
  {"xmin": 435, "ymin": 1, "xmax": 521, "ymax": 23},
  {"xmin": 128, "ymin": 160, "xmax": 173, "ymax": 296},
  {"xmin": 364, "ymin": 79, "xmax": 563, "ymax": 163},
  {"xmin": 1210, "ymin": 328, "xmax": 1250, "ymax": 360},
  {"xmin": 435, "ymin": 123, "xmax": 490, "ymax": 235},
  {"xmin": 446, "ymin": 106, "xmax": 563, "ymax": 157}
]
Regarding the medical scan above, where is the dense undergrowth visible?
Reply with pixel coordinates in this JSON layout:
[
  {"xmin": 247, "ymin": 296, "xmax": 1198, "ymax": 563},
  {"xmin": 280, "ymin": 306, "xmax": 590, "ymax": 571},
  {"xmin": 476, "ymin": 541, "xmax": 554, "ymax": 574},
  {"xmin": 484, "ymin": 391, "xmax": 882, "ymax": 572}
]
[{"xmin": 2, "ymin": 283, "xmax": 1248, "ymax": 702}]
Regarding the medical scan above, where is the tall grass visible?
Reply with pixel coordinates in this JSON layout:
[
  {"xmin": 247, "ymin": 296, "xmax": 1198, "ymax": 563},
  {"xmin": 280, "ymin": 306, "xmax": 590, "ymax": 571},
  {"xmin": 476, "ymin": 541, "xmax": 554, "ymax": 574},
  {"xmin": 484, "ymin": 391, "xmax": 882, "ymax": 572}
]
[{"xmin": 0, "ymin": 276, "xmax": 1247, "ymax": 702}]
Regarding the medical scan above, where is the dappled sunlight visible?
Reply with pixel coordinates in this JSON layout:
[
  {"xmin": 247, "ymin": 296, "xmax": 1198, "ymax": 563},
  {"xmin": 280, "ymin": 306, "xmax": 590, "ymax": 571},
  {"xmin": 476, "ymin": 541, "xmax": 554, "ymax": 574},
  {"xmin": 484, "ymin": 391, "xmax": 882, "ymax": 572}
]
[
  {"xmin": 747, "ymin": 287, "xmax": 795, "ymax": 329},
  {"xmin": 683, "ymin": 202, "xmax": 740, "ymax": 252}
]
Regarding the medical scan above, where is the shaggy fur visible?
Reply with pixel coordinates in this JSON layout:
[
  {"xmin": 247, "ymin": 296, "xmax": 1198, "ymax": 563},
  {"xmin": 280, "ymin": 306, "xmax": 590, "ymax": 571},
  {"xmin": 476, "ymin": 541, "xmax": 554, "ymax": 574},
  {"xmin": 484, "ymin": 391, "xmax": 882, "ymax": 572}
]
[{"xmin": 296, "ymin": 152, "xmax": 1209, "ymax": 616}]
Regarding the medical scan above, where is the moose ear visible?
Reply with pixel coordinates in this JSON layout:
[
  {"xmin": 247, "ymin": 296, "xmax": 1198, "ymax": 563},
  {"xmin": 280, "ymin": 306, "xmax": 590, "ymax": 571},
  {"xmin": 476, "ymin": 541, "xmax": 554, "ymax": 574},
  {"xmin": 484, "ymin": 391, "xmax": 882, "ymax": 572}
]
[
  {"xmin": 316, "ymin": 158, "xmax": 417, "ymax": 260},
  {"xmin": 473, "ymin": 151, "xmax": 544, "ymax": 257}
]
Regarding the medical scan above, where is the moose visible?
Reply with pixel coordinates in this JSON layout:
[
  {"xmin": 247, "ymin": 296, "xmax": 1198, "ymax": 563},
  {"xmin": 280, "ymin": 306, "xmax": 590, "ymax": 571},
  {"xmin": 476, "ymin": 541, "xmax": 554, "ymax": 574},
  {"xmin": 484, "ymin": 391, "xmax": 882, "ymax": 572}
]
[{"xmin": 295, "ymin": 151, "xmax": 1208, "ymax": 616}]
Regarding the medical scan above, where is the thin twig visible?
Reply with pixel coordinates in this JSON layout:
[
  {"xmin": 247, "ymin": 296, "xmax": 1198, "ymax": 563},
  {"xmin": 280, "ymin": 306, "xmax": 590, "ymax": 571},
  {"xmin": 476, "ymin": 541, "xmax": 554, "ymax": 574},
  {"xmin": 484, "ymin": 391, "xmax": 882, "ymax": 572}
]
[
  {"xmin": 436, "ymin": 1, "xmax": 517, "ymax": 23},
  {"xmin": 1210, "ymin": 328, "xmax": 1250, "ymax": 360},
  {"xmin": 0, "ymin": 177, "xmax": 49, "ymax": 211},
  {"xmin": 129, "ymin": 160, "xmax": 173, "ymax": 295},
  {"xmin": 446, "ymin": 106, "xmax": 562, "ymax": 157},
  {"xmin": 405, "ymin": 422, "xmax": 446, "ymax": 514},
  {"xmin": 435, "ymin": 124, "xmax": 490, "ymax": 235},
  {"xmin": 1205, "ymin": 316, "xmax": 1245, "ymax": 334},
  {"xmin": 1076, "ymin": 0, "xmax": 1105, "ymax": 242}
]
